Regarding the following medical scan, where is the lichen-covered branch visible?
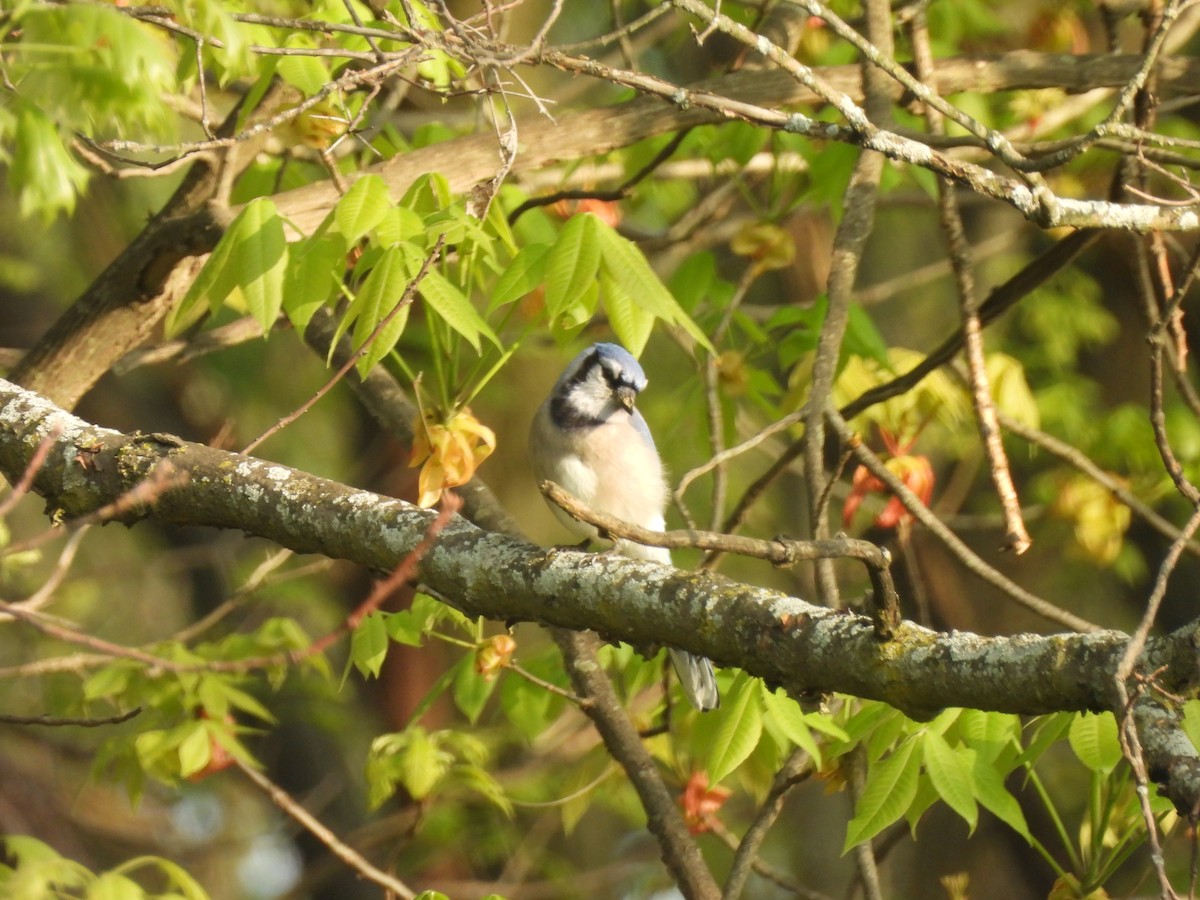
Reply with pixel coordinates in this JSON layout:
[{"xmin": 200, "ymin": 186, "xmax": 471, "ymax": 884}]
[
  {"xmin": 0, "ymin": 375, "xmax": 1190, "ymax": 708},
  {"xmin": 4, "ymin": 377, "xmax": 1200, "ymax": 814}
]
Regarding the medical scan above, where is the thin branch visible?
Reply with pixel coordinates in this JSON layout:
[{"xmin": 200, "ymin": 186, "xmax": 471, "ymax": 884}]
[
  {"xmin": 552, "ymin": 630, "xmax": 720, "ymax": 900},
  {"xmin": 997, "ymin": 411, "xmax": 1200, "ymax": 560},
  {"xmin": 723, "ymin": 748, "xmax": 815, "ymax": 899},
  {"xmin": 0, "ymin": 707, "xmax": 142, "ymax": 728},
  {"xmin": 237, "ymin": 759, "xmax": 417, "ymax": 900},
  {"xmin": 507, "ymin": 128, "xmax": 691, "ymax": 224},
  {"xmin": 912, "ymin": 10, "xmax": 1031, "ymax": 555},
  {"xmin": 825, "ymin": 409, "xmax": 1100, "ymax": 634},
  {"xmin": 839, "ymin": 229, "xmax": 1100, "ymax": 422},
  {"xmin": 542, "ymin": 479, "xmax": 900, "ymax": 637}
]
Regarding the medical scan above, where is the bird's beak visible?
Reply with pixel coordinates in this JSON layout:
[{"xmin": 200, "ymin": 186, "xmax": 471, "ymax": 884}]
[{"xmin": 615, "ymin": 385, "xmax": 637, "ymax": 412}]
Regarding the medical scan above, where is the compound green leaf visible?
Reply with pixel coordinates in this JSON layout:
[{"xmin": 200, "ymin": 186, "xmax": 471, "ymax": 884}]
[
  {"xmin": 336, "ymin": 175, "xmax": 392, "ymax": 245},
  {"xmin": 544, "ymin": 214, "xmax": 600, "ymax": 322},
  {"xmin": 705, "ymin": 672, "xmax": 763, "ymax": 784},
  {"xmin": 1068, "ymin": 712, "xmax": 1122, "ymax": 775},
  {"xmin": 845, "ymin": 739, "xmax": 920, "ymax": 851},
  {"xmin": 350, "ymin": 612, "xmax": 389, "ymax": 679},
  {"xmin": 490, "ymin": 243, "xmax": 551, "ymax": 311},
  {"xmin": 761, "ymin": 687, "xmax": 823, "ymax": 768},
  {"xmin": 592, "ymin": 216, "xmax": 714, "ymax": 352},
  {"xmin": 921, "ymin": 730, "xmax": 978, "ymax": 831},
  {"xmin": 230, "ymin": 198, "xmax": 288, "ymax": 334}
]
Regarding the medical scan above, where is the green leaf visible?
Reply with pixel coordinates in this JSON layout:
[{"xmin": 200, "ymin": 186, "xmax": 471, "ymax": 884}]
[
  {"xmin": 921, "ymin": 730, "xmax": 978, "ymax": 831},
  {"xmin": 352, "ymin": 245, "xmax": 414, "ymax": 377},
  {"xmin": 401, "ymin": 728, "xmax": 450, "ymax": 800},
  {"xmin": 1068, "ymin": 712, "xmax": 1122, "ymax": 774},
  {"xmin": 110, "ymin": 858, "xmax": 209, "ymax": 900},
  {"xmin": 844, "ymin": 739, "xmax": 920, "ymax": 850},
  {"xmin": 86, "ymin": 872, "xmax": 143, "ymax": 900},
  {"xmin": 10, "ymin": 101, "xmax": 90, "ymax": 222},
  {"xmin": 705, "ymin": 672, "xmax": 763, "ymax": 783},
  {"xmin": 1015, "ymin": 712, "xmax": 1073, "ymax": 768},
  {"xmin": 972, "ymin": 755, "xmax": 1031, "ymax": 840},
  {"xmin": 283, "ymin": 233, "xmax": 346, "ymax": 331},
  {"xmin": 544, "ymin": 214, "xmax": 601, "ymax": 321},
  {"xmin": 500, "ymin": 663, "xmax": 559, "ymax": 741},
  {"xmin": 83, "ymin": 664, "xmax": 133, "ymax": 702},
  {"xmin": 350, "ymin": 612, "xmax": 389, "ymax": 679},
  {"xmin": 336, "ymin": 175, "xmax": 392, "ymax": 245},
  {"xmin": 600, "ymin": 267, "xmax": 655, "ymax": 356},
  {"xmin": 490, "ymin": 243, "xmax": 551, "ymax": 311},
  {"xmin": 844, "ymin": 303, "xmax": 891, "ymax": 369},
  {"xmin": 170, "ymin": 199, "xmax": 287, "ymax": 336},
  {"xmin": 374, "ymin": 207, "xmax": 425, "ymax": 246},
  {"xmin": 762, "ymin": 688, "xmax": 823, "ymax": 767},
  {"xmin": 231, "ymin": 198, "xmax": 288, "ymax": 333},
  {"xmin": 1182, "ymin": 700, "xmax": 1200, "ymax": 751},
  {"xmin": 276, "ymin": 47, "xmax": 330, "ymax": 97},
  {"xmin": 802, "ymin": 711, "xmax": 850, "ymax": 742},
  {"xmin": 400, "ymin": 172, "xmax": 452, "ymax": 215},
  {"xmin": 452, "ymin": 655, "xmax": 496, "ymax": 725},
  {"xmin": 592, "ymin": 217, "xmax": 714, "ymax": 352},
  {"xmin": 167, "ymin": 219, "xmax": 243, "ymax": 336},
  {"xmin": 199, "ymin": 677, "xmax": 275, "ymax": 724},
  {"xmin": 416, "ymin": 264, "xmax": 498, "ymax": 352},
  {"xmin": 382, "ymin": 611, "xmax": 426, "ymax": 648},
  {"xmin": 177, "ymin": 723, "xmax": 212, "ymax": 779}
]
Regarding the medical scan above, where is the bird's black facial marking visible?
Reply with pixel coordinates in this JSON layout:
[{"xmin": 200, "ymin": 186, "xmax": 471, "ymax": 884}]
[{"xmin": 550, "ymin": 348, "xmax": 642, "ymax": 429}]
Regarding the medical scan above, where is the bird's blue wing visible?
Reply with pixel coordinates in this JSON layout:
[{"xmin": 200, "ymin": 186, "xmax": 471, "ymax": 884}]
[{"xmin": 629, "ymin": 408, "xmax": 658, "ymax": 452}]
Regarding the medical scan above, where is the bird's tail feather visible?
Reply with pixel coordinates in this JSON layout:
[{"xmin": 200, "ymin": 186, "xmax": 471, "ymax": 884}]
[{"xmin": 669, "ymin": 649, "xmax": 720, "ymax": 711}]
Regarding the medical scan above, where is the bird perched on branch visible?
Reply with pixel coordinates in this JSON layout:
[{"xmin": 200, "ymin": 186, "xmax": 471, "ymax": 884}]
[{"xmin": 530, "ymin": 342, "xmax": 720, "ymax": 711}]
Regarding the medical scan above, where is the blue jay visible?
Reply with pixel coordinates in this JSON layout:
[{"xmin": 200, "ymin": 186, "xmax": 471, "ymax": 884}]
[{"xmin": 530, "ymin": 342, "xmax": 719, "ymax": 711}]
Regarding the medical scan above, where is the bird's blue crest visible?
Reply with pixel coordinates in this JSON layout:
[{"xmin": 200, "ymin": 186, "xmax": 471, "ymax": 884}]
[
  {"xmin": 591, "ymin": 342, "xmax": 645, "ymax": 382},
  {"xmin": 553, "ymin": 342, "xmax": 647, "ymax": 395}
]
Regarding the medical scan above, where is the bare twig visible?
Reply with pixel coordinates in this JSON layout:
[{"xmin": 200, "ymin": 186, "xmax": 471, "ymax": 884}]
[
  {"xmin": 0, "ymin": 707, "xmax": 142, "ymax": 728},
  {"xmin": 723, "ymin": 748, "xmax": 815, "ymax": 899},
  {"xmin": 237, "ymin": 758, "xmax": 417, "ymax": 899},
  {"xmin": 911, "ymin": 10, "xmax": 1030, "ymax": 555},
  {"xmin": 998, "ymin": 411, "xmax": 1200, "ymax": 560},
  {"xmin": 825, "ymin": 410, "xmax": 1100, "ymax": 633}
]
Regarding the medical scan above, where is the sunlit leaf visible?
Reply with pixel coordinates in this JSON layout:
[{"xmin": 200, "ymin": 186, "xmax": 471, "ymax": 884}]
[
  {"xmin": 593, "ymin": 216, "xmax": 714, "ymax": 352},
  {"xmin": 452, "ymin": 655, "xmax": 496, "ymax": 725},
  {"xmin": 230, "ymin": 199, "xmax": 287, "ymax": 333},
  {"xmin": 177, "ymin": 723, "xmax": 212, "ymax": 779},
  {"xmin": 417, "ymin": 266, "xmax": 498, "ymax": 352},
  {"xmin": 336, "ymin": 175, "xmax": 392, "ymax": 245},
  {"xmin": 705, "ymin": 673, "xmax": 763, "ymax": 784},
  {"xmin": 1068, "ymin": 712, "xmax": 1122, "ymax": 774},
  {"xmin": 352, "ymin": 244, "xmax": 413, "ymax": 377},
  {"xmin": 350, "ymin": 612, "xmax": 389, "ymax": 679},
  {"xmin": 845, "ymin": 739, "xmax": 920, "ymax": 850},
  {"xmin": 544, "ymin": 214, "xmax": 601, "ymax": 321},
  {"xmin": 490, "ymin": 243, "xmax": 551, "ymax": 311},
  {"xmin": 921, "ymin": 730, "xmax": 978, "ymax": 831},
  {"xmin": 283, "ymin": 233, "xmax": 347, "ymax": 331},
  {"xmin": 972, "ymin": 756, "xmax": 1031, "ymax": 840},
  {"xmin": 600, "ymin": 266, "xmax": 655, "ymax": 356},
  {"xmin": 762, "ymin": 688, "xmax": 823, "ymax": 767}
]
